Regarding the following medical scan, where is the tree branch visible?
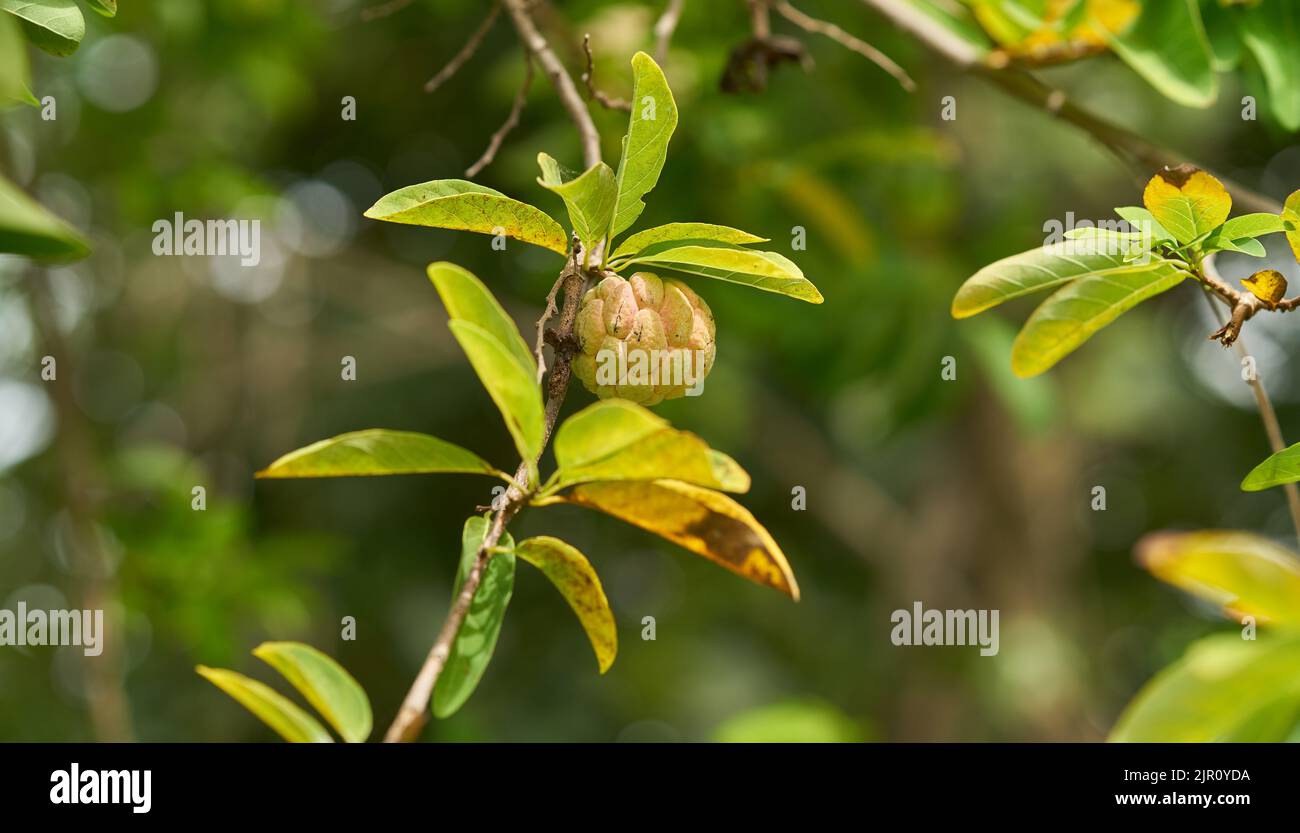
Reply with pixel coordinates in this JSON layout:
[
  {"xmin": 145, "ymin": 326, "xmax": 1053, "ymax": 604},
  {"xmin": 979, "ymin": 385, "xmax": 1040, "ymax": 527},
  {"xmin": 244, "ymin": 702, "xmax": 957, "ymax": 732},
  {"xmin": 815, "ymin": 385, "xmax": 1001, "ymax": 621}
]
[
  {"xmin": 1199, "ymin": 258, "xmax": 1300, "ymax": 545},
  {"xmin": 773, "ymin": 0, "xmax": 914, "ymax": 92},
  {"xmin": 653, "ymin": 0, "xmax": 685, "ymax": 65},
  {"xmin": 425, "ymin": 2, "xmax": 502, "ymax": 93},
  {"xmin": 503, "ymin": 0, "xmax": 602, "ymax": 169},
  {"xmin": 384, "ymin": 1, "xmax": 602, "ymax": 742},
  {"xmin": 857, "ymin": 0, "xmax": 1280, "ymax": 214},
  {"xmin": 465, "ymin": 49, "xmax": 534, "ymax": 178}
]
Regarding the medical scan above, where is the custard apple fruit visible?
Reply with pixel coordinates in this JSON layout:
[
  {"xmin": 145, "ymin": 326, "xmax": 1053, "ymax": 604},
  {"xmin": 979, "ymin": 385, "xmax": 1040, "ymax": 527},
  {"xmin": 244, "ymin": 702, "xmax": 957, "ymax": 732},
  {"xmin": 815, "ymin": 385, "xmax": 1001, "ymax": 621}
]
[{"xmin": 572, "ymin": 271, "xmax": 716, "ymax": 405}]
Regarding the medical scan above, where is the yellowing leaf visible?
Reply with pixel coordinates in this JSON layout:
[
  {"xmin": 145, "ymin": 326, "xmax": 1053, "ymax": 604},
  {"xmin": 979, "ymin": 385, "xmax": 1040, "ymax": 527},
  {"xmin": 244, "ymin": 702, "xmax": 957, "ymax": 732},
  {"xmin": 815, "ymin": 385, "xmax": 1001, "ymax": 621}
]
[
  {"xmin": 550, "ymin": 399, "xmax": 750, "ymax": 493},
  {"xmin": 515, "ymin": 536, "xmax": 617, "ymax": 673},
  {"xmin": 196, "ymin": 666, "xmax": 334, "ymax": 743},
  {"xmin": 608, "ymin": 52, "xmax": 678, "ymax": 240},
  {"xmin": 618, "ymin": 243, "xmax": 822, "ymax": 304},
  {"xmin": 1241, "ymin": 269, "xmax": 1287, "ymax": 309},
  {"xmin": 428, "ymin": 262, "xmax": 535, "ymax": 379},
  {"xmin": 253, "ymin": 642, "xmax": 372, "ymax": 743},
  {"xmin": 610, "ymin": 223, "xmax": 768, "ymax": 263},
  {"xmin": 257, "ymin": 429, "xmax": 499, "ymax": 479},
  {"xmin": 1137, "ymin": 530, "xmax": 1300, "ymax": 627},
  {"xmin": 1109, "ymin": 634, "xmax": 1300, "ymax": 742},
  {"xmin": 1010, "ymin": 258, "xmax": 1187, "ymax": 377},
  {"xmin": 364, "ymin": 179, "xmax": 568, "ymax": 255},
  {"xmin": 1141, "ymin": 165, "xmax": 1231, "ymax": 244},
  {"xmin": 561, "ymin": 479, "xmax": 799, "ymax": 599}
]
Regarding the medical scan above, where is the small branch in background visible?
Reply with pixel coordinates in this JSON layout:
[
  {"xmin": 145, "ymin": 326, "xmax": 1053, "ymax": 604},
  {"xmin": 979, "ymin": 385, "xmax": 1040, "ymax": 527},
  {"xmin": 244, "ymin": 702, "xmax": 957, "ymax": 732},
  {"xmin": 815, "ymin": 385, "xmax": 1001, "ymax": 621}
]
[
  {"xmin": 582, "ymin": 34, "xmax": 631, "ymax": 111},
  {"xmin": 504, "ymin": 0, "xmax": 602, "ymax": 168},
  {"xmin": 773, "ymin": 0, "xmax": 914, "ymax": 92},
  {"xmin": 360, "ymin": 0, "xmax": 415, "ymax": 23},
  {"xmin": 722, "ymin": 0, "xmax": 811, "ymax": 93},
  {"xmin": 425, "ymin": 2, "xmax": 502, "ymax": 93},
  {"xmin": 857, "ymin": 0, "xmax": 1279, "ymax": 215},
  {"xmin": 465, "ymin": 50, "xmax": 534, "ymax": 178},
  {"xmin": 653, "ymin": 0, "xmax": 685, "ymax": 65},
  {"xmin": 28, "ymin": 274, "xmax": 135, "ymax": 743}
]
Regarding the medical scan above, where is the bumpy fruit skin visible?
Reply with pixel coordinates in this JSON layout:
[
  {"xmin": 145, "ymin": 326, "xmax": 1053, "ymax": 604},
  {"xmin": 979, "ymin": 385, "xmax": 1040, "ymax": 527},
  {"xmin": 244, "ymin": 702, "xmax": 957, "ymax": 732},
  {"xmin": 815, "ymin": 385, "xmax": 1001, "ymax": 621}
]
[{"xmin": 572, "ymin": 271, "xmax": 716, "ymax": 405}]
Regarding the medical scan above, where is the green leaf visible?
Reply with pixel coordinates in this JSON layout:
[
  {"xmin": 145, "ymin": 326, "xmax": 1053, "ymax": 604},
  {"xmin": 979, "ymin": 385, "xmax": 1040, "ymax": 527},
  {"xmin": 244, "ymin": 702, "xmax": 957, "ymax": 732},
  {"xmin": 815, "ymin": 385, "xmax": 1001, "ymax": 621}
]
[
  {"xmin": 610, "ymin": 222, "xmax": 768, "ymax": 263},
  {"xmin": 364, "ymin": 179, "xmax": 568, "ymax": 255},
  {"xmin": 196, "ymin": 665, "xmax": 334, "ymax": 743},
  {"xmin": 256, "ymin": 429, "xmax": 499, "ymax": 479},
  {"xmin": 1283, "ymin": 190, "xmax": 1300, "ymax": 265},
  {"xmin": 1113, "ymin": 206, "xmax": 1175, "ymax": 242},
  {"xmin": 434, "ymin": 517, "xmax": 515, "ymax": 718},
  {"xmin": 84, "ymin": 0, "xmax": 114, "ymax": 17},
  {"xmin": 448, "ymin": 320, "xmax": 545, "ymax": 479},
  {"xmin": 1242, "ymin": 439, "xmax": 1300, "ymax": 491},
  {"xmin": 253, "ymin": 642, "xmax": 372, "ymax": 743},
  {"xmin": 560, "ymin": 479, "xmax": 799, "ymax": 599},
  {"xmin": 1137, "ymin": 530, "xmax": 1300, "ymax": 627},
  {"xmin": 536, "ymin": 154, "xmax": 616, "ymax": 255},
  {"xmin": 1208, "ymin": 212, "xmax": 1285, "ymax": 242},
  {"xmin": 608, "ymin": 52, "xmax": 678, "ymax": 241},
  {"xmin": 1201, "ymin": 212, "xmax": 1284, "ymax": 259},
  {"xmin": 549, "ymin": 399, "xmax": 750, "ymax": 493},
  {"xmin": 1109, "ymin": 634, "xmax": 1300, "ymax": 742},
  {"xmin": 0, "ymin": 0, "xmax": 84, "ymax": 56},
  {"xmin": 0, "ymin": 12, "xmax": 30, "ymax": 107},
  {"xmin": 1236, "ymin": 2, "xmax": 1300, "ymax": 131},
  {"xmin": 618, "ymin": 243, "xmax": 822, "ymax": 303},
  {"xmin": 952, "ymin": 244, "xmax": 1157, "ymax": 319},
  {"xmin": 1010, "ymin": 258, "xmax": 1187, "ymax": 377},
  {"xmin": 1200, "ymin": 0, "xmax": 1241, "ymax": 72},
  {"xmin": 1108, "ymin": 0, "xmax": 1217, "ymax": 109},
  {"xmin": 515, "ymin": 536, "xmax": 617, "ymax": 674},
  {"xmin": 427, "ymin": 261, "xmax": 535, "ymax": 380},
  {"xmin": 1141, "ymin": 165, "xmax": 1232, "ymax": 245},
  {"xmin": 1203, "ymin": 236, "xmax": 1265, "ymax": 257},
  {"xmin": 0, "ymin": 174, "xmax": 90, "ymax": 260}
]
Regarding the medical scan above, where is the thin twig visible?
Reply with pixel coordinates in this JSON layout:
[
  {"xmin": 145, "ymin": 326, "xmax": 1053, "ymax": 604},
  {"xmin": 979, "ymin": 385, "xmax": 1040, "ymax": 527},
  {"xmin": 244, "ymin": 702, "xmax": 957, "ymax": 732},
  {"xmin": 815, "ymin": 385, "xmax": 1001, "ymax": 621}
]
[
  {"xmin": 773, "ymin": 0, "xmax": 914, "ymax": 92},
  {"xmin": 503, "ymin": 0, "xmax": 602, "ymax": 168},
  {"xmin": 653, "ymin": 0, "xmax": 685, "ymax": 65},
  {"xmin": 361, "ymin": 0, "xmax": 414, "ymax": 23},
  {"xmin": 582, "ymin": 34, "xmax": 631, "ymax": 112},
  {"xmin": 384, "ymin": 0, "xmax": 601, "ymax": 743},
  {"xmin": 534, "ymin": 254, "xmax": 573, "ymax": 382},
  {"xmin": 425, "ymin": 3, "xmax": 502, "ymax": 93},
  {"xmin": 465, "ymin": 50, "xmax": 534, "ymax": 178}
]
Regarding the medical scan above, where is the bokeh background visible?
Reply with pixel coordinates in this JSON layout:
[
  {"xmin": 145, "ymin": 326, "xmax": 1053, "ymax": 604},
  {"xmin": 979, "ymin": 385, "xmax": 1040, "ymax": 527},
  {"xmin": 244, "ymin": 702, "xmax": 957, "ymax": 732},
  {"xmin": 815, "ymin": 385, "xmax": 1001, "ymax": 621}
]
[{"xmin": 3, "ymin": 0, "xmax": 1299, "ymax": 742}]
